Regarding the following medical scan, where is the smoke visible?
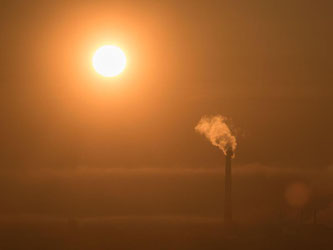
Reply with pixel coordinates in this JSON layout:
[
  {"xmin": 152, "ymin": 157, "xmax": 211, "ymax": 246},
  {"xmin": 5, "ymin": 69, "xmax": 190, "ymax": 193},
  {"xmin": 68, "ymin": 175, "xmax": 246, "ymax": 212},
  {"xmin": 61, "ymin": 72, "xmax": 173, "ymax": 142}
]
[{"xmin": 195, "ymin": 115, "xmax": 237, "ymax": 156}]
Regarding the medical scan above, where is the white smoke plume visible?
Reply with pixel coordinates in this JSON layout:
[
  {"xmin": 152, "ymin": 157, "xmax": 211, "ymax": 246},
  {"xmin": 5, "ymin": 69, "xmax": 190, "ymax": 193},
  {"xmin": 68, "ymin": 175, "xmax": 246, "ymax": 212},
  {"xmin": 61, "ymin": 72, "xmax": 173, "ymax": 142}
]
[{"xmin": 195, "ymin": 115, "xmax": 237, "ymax": 156}]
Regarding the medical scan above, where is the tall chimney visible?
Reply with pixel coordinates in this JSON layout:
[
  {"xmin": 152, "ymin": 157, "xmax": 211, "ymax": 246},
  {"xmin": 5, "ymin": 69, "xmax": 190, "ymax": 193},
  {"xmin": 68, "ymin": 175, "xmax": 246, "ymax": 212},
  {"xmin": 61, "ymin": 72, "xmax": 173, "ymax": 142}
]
[{"xmin": 224, "ymin": 148, "xmax": 233, "ymax": 224}]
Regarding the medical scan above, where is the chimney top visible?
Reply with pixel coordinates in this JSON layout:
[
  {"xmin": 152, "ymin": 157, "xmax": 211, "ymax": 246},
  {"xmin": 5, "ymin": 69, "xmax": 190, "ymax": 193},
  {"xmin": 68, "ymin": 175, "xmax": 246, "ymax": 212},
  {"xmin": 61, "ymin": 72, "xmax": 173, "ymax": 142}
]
[{"xmin": 226, "ymin": 147, "xmax": 233, "ymax": 157}]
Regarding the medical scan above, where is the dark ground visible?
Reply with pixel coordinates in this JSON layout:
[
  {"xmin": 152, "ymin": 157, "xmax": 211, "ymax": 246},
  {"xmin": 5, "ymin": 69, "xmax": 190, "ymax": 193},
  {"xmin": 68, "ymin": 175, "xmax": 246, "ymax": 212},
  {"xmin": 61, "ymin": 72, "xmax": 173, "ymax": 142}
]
[{"xmin": 1, "ymin": 217, "xmax": 332, "ymax": 250}]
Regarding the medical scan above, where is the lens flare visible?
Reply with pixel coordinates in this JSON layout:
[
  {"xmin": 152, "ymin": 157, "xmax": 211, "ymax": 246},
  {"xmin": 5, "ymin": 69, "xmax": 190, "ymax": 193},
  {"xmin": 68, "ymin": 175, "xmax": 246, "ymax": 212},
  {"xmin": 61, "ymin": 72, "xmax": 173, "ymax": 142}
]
[{"xmin": 285, "ymin": 182, "xmax": 310, "ymax": 208}]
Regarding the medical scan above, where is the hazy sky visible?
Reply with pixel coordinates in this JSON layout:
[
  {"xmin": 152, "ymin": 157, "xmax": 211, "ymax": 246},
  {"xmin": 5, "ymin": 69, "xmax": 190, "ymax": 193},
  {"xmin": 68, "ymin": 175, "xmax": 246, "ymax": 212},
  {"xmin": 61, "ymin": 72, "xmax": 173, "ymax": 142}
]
[{"xmin": 0, "ymin": 0, "xmax": 332, "ymax": 221}]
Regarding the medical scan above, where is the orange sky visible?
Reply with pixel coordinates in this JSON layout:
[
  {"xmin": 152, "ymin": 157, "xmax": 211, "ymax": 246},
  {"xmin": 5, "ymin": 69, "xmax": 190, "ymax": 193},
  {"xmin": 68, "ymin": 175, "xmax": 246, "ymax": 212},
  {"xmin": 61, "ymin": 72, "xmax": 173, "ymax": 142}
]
[
  {"xmin": 2, "ymin": 0, "xmax": 332, "ymax": 169},
  {"xmin": 0, "ymin": 0, "xmax": 332, "ymax": 224}
]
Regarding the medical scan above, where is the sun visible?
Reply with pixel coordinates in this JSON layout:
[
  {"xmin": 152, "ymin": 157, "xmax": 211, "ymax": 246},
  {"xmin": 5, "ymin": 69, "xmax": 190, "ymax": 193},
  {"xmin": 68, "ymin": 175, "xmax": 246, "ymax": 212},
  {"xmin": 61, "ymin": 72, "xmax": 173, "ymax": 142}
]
[{"xmin": 92, "ymin": 45, "xmax": 126, "ymax": 77}]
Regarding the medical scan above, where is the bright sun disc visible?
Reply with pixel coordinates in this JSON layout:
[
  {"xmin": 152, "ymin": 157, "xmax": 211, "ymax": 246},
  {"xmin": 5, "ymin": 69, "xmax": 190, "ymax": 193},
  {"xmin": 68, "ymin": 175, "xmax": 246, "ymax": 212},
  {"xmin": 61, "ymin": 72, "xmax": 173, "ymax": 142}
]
[{"xmin": 92, "ymin": 45, "xmax": 126, "ymax": 77}]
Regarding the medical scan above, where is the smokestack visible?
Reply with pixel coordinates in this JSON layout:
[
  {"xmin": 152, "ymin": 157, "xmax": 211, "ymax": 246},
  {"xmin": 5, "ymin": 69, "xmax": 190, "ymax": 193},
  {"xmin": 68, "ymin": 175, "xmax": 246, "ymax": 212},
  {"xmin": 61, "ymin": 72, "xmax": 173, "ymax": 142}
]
[
  {"xmin": 224, "ymin": 147, "xmax": 233, "ymax": 224},
  {"xmin": 194, "ymin": 114, "xmax": 237, "ymax": 224}
]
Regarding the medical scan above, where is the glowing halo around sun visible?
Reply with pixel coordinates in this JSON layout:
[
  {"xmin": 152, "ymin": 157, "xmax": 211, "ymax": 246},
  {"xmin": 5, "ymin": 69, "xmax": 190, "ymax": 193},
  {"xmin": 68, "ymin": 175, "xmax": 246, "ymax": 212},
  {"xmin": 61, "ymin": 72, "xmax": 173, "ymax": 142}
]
[{"xmin": 92, "ymin": 45, "xmax": 126, "ymax": 77}]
